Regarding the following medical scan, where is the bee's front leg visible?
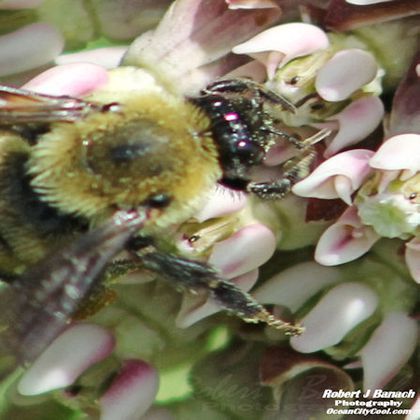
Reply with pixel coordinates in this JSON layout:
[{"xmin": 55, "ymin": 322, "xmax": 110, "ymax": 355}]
[{"xmin": 248, "ymin": 147, "xmax": 317, "ymax": 200}]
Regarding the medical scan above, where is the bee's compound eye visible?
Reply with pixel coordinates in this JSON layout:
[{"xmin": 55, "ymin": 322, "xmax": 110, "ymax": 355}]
[{"xmin": 146, "ymin": 193, "xmax": 172, "ymax": 208}]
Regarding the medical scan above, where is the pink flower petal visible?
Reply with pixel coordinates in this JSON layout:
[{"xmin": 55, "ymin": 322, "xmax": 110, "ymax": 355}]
[
  {"xmin": 0, "ymin": 0, "xmax": 43, "ymax": 8},
  {"xmin": 292, "ymin": 149, "xmax": 374, "ymax": 205},
  {"xmin": 233, "ymin": 23, "xmax": 329, "ymax": 78},
  {"xmin": 405, "ymin": 237, "xmax": 420, "ymax": 283},
  {"xmin": 100, "ymin": 360, "xmax": 159, "ymax": 420},
  {"xmin": 223, "ymin": 59, "xmax": 267, "ymax": 82},
  {"xmin": 322, "ymin": 96, "xmax": 384, "ymax": 157},
  {"xmin": 315, "ymin": 49, "xmax": 378, "ymax": 101},
  {"xmin": 123, "ymin": 0, "xmax": 281, "ymax": 94},
  {"xmin": 315, "ymin": 206, "xmax": 380, "ymax": 266},
  {"xmin": 254, "ymin": 262, "xmax": 343, "ymax": 312},
  {"xmin": 264, "ymin": 140, "xmax": 297, "ymax": 167},
  {"xmin": 168, "ymin": 53, "xmax": 251, "ymax": 95},
  {"xmin": 56, "ymin": 47, "xmax": 128, "ymax": 69},
  {"xmin": 22, "ymin": 63, "xmax": 109, "ymax": 96},
  {"xmin": 0, "ymin": 23, "xmax": 64, "ymax": 77},
  {"xmin": 346, "ymin": 0, "xmax": 394, "ymax": 4},
  {"xmin": 176, "ymin": 270, "xmax": 259, "ymax": 328},
  {"xmin": 369, "ymin": 134, "xmax": 420, "ymax": 176},
  {"xmin": 360, "ymin": 312, "xmax": 418, "ymax": 390},
  {"xmin": 17, "ymin": 324, "xmax": 115, "ymax": 396},
  {"xmin": 208, "ymin": 223, "xmax": 276, "ymax": 278},
  {"xmin": 226, "ymin": 0, "xmax": 279, "ymax": 8},
  {"xmin": 193, "ymin": 186, "xmax": 247, "ymax": 223},
  {"xmin": 291, "ymin": 282, "xmax": 378, "ymax": 353}
]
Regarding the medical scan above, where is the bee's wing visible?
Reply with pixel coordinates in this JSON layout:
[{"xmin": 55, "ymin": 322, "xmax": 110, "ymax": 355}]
[
  {"xmin": 0, "ymin": 85, "xmax": 101, "ymax": 123},
  {"xmin": 0, "ymin": 210, "xmax": 147, "ymax": 363}
]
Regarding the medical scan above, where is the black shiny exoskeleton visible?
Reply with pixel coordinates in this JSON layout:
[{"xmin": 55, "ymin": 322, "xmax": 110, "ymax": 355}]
[{"xmin": 193, "ymin": 78, "xmax": 318, "ymax": 199}]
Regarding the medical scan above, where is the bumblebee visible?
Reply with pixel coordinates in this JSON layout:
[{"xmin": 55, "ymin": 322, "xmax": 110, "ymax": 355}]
[{"xmin": 0, "ymin": 67, "xmax": 313, "ymax": 362}]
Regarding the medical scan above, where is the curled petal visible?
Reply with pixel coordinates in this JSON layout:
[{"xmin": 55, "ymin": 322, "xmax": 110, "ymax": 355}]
[
  {"xmin": 176, "ymin": 270, "xmax": 258, "ymax": 328},
  {"xmin": 193, "ymin": 186, "xmax": 247, "ymax": 223},
  {"xmin": 208, "ymin": 223, "xmax": 276, "ymax": 278},
  {"xmin": 100, "ymin": 360, "xmax": 159, "ymax": 420},
  {"xmin": 17, "ymin": 324, "xmax": 115, "ymax": 396},
  {"xmin": 292, "ymin": 149, "xmax": 374, "ymax": 205},
  {"xmin": 405, "ymin": 237, "xmax": 420, "ymax": 283},
  {"xmin": 233, "ymin": 23, "xmax": 329, "ymax": 78},
  {"xmin": 315, "ymin": 49, "xmax": 378, "ymax": 101},
  {"xmin": 254, "ymin": 261, "xmax": 342, "ymax": 312},
  {"xmin": 0, "ymin": 0, "xmax": 43, "ymax": 8},
  {"xmin": 23, "ymin": 63, "xmax": 109, "ymax": 96},
  {"xmin": 56, "ymin": 47, "xmax": 128, "ymax": 69},
  {"xmin": 360, "ymin": 312, "xmax": 418, "ymax": 390},
  {"xmin": 346, "ymin": 0, "xmax": 394, "ymax": 4},
  {"xmin": 315, "ymin": 206, "xmax": 380, "ymax": 266},
  {"xmin": 0, "ymin": 23, "xmax": 64, "ymax": 77},
  {"xmin": 226, "ymin": 0, "xmax": 279, "ymax": 9},
  {"xmin": 291, "ymin": 282, "xmax": 378, "ymax": 353},
  {"xmin": 369, "ymin": 134, "xmax": 420, "ymax": 176},
  {"xmin": 322, "ymin": 96, "xmax": 384, "ymax": 157}
]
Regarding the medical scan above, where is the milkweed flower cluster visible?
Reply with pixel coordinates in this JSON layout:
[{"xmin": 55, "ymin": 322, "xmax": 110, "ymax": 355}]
[{"xmin": 0, "ymin": 0, "xmax": 419, "ymax": 419}]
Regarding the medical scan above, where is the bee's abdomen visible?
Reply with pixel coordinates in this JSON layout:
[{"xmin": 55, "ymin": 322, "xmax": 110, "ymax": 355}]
[{"xmin": 0, "ymin": 133, "xmax": 86, "ymax": 270}]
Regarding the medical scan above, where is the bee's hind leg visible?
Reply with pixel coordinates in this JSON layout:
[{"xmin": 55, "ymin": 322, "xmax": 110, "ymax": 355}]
[{"xmin": 138, "ymin": 250, "xmax": 303, "ymax": 335}]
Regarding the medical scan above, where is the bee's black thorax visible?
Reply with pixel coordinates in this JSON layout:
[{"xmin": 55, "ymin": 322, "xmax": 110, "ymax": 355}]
[{"xmin": 191, "ymin": 93, "xmax": 267, "ymax": 191}]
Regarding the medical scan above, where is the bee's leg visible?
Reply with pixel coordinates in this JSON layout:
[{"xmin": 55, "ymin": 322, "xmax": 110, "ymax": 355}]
[
  {"xmin": 75, "ymin": 235, "xmax": 161, "ymax": 318},
  {"xmin": 248, "ymin": 147, "xmax": 316, "ymax": 200},
  {"xmin": 72, "ymin": 259, "xmax": 142, "ymax": 319},
  {"xmin": 139, "ymin": 250, "xmax": 303, "ymax": 335},
  {"xmin": 203, "ymin": 78, "xmax": 295, "ymax": 111},
  {"xmin": 261, "ymin": 126, "xmax": 332, "ymax": 152},
  {"xmin": 260, "ymin": 126, "xmax": 304, "ymax": 150}
]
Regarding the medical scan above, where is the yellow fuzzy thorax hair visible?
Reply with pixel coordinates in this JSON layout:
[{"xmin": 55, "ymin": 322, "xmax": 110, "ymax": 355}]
[{"xmin": 27, "ymin": 90, "xmax": 221, "ymax": 229}]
